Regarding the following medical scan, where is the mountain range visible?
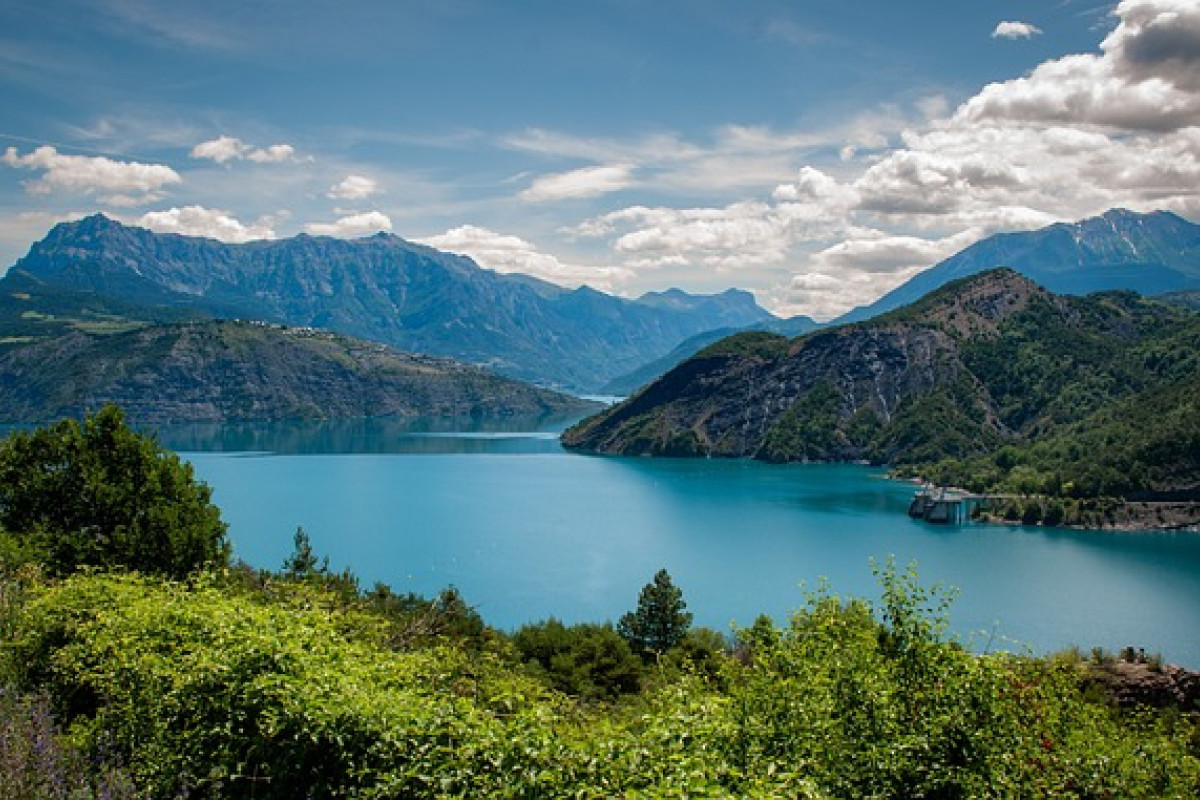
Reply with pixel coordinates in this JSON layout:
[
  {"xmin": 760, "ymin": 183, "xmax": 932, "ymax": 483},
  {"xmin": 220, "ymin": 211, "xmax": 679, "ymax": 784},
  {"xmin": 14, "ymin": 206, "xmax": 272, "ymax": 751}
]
[
  {"xmin": 3, "ymin": 208, "xmax": 1200, "ymax": 426},
  {"xmin": 7, "ymin": 215, "xmax": 779, "ymax": 392},
  {"xmin": 595, "ymin": 209, "xmax": 1200, "ymax": 391},
  {"xmin": 835, "ymin": 209, "xmax": 1200, "ymax": 324}
]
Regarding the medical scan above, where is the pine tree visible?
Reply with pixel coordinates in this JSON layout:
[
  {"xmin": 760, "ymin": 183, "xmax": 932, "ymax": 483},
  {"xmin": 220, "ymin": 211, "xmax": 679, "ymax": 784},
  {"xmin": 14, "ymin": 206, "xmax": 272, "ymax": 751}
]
[
  {"xmin": 281, "ymin": 526, "xmax": 327, "ymax": 579},
  {"xmin": 617, "ymin": 568, "xmax": 693, "ymax": 658}
]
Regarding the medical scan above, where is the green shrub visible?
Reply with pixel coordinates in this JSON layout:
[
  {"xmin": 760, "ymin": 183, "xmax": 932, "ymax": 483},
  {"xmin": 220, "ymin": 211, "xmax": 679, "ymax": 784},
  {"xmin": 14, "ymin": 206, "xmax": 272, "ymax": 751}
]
[{"xmin": 513, "ymin": 618, "xmax": 643, "ymax": 700}]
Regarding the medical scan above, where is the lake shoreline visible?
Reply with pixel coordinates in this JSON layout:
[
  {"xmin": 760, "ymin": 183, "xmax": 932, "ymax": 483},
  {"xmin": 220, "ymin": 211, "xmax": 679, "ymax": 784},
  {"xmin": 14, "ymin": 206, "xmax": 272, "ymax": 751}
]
[
  {"xmin": 895, "ymin": 475, "xmax": 1200, "ymax": 533},
  {"xmin": 974, "ymin": 501, "xmax": 1200, "ymax": 534}
]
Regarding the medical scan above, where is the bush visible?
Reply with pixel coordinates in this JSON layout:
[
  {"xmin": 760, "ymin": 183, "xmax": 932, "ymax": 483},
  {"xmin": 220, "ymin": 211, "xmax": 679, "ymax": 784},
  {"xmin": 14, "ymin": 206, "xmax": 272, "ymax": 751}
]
[
  {"xmin": 513, "ymin": 618, "xmax": 643, "ymax": 700},
  {"xmin": 6, "ymin": 572, "xmax": 567, "ymax": 799}
]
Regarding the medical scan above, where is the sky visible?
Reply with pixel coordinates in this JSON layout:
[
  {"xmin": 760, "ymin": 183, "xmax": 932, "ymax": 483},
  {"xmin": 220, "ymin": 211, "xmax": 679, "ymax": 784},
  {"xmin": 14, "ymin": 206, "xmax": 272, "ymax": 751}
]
[{"xmin": 2, "ymin": 0, "xmax": 1199, "ymax": 320}]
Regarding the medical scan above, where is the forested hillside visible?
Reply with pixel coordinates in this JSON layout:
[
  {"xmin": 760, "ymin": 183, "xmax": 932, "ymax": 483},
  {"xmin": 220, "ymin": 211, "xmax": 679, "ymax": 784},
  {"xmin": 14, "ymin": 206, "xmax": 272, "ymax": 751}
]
[
  {"xmin": 563, "ymin": 270, "xmax": 1200, "ymax": 518},
  {"xmin": 0, "ymin": 320, "xmax": 596, "ymax": 424}
]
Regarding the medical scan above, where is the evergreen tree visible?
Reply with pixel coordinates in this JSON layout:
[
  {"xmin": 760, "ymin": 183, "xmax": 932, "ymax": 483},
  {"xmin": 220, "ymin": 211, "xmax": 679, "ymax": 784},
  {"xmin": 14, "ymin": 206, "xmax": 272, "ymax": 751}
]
[
  {"xmin": 617, "ymin": 568, "xmax": 693, "ymax": 658},
  {"xmin": 282, "ymin": 526, "xmax": 327, "ymax": 579}
]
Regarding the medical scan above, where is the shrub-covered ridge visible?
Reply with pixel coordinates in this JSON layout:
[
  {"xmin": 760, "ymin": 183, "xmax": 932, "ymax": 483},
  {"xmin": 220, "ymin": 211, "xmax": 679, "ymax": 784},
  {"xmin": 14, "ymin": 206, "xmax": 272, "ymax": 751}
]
[{"xmin": 3, "ymin": 562, "xmax": 1198, "ymax": 799}]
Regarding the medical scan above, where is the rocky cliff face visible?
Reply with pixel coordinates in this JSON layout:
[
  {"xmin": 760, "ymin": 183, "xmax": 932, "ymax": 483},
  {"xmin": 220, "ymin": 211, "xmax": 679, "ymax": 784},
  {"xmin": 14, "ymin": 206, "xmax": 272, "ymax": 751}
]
[
  {"xmin": 10, "ymin": 215, "xmax": 776, "ymax": 391},
  {"xmin": 562, "ymin": 269, "xmax": 1184, "ymax": 464},
  {"xmin": 0, "ymin": 320, "xmax": 598, "ymax": 424},
  {"xmin": 563, "ymin": 321, "xmax": 993, "ymax": 462}
]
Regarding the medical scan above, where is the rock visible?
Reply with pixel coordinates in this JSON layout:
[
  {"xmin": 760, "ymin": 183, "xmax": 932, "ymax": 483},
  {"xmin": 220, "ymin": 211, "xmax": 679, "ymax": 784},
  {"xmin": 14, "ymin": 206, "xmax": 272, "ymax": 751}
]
[{"xmin": 1089, "ymin": 659, "xmax": 1200, "ymax": 711}]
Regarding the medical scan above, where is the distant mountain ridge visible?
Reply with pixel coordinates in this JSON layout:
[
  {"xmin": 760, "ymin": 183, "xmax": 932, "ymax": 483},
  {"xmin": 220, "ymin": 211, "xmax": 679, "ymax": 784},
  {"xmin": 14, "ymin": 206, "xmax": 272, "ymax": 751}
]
[
  {"xmin": 8, "ymin": 215, "xmax": 777, "ymax": 391},
  {"xmin": 599, "ymin": 314, "xmax": 821, "ymax": 396},
  {"xmin": 836, "ymin": 209, "xmax": 1200, "ymax": 323},
  {"xmin": 0, "ymin": 319, "xmax": 596, "ymax": 424}
]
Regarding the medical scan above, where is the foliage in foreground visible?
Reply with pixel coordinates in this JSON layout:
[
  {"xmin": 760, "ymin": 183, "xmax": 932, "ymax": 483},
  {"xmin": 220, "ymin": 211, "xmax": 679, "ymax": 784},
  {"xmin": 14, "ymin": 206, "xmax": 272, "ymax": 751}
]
[
  {"xmin": 0, "ymin": 404, "xmax": 228, "ymax": 578},
  {"xmin": 2, "ymin": 562, "xmax": 1197, "ymax": 799}
]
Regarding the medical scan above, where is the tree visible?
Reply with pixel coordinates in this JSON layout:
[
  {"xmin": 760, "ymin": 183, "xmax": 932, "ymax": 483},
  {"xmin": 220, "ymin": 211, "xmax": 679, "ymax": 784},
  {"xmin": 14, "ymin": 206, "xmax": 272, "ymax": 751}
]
[
  {"xmin": 617, "ymin": 568, "xmax": 693, "ymax": 658},
  {"xmin": 282, "ymin": 526, "xmax": 327, "ymax": 579},
  {"xmin": 0, "ymin": 404, "xmax": 228, "ymax": 578}
]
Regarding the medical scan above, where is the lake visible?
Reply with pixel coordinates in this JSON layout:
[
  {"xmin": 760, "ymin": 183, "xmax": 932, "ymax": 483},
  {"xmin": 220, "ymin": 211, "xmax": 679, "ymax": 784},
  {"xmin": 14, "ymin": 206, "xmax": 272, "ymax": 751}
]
[{"xmin": 164, "ymin": 416, "xmax": 1200, "ymax": 668}]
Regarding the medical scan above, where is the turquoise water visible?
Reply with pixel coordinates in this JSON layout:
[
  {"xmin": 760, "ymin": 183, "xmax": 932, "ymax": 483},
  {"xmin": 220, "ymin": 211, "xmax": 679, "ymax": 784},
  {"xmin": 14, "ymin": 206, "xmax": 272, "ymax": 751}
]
[{"xmin": 169, "ymin": 418, "xmax": 1200, "ymax": 667}]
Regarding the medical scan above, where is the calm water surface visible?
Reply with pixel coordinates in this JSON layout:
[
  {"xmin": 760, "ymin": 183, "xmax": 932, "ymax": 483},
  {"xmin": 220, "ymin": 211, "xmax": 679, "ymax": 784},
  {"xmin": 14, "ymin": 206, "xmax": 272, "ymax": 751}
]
[{"xmin": 165, "ymin": 418, "xmax": 1200, "ymax": 668}]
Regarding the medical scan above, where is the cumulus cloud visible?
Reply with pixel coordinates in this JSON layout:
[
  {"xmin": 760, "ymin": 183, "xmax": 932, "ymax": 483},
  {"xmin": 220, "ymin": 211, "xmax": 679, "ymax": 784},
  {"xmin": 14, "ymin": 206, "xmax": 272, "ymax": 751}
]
[
  {"xmin": 519, "ymin": 165, "xmax": 635, "ymax": 202},
  {"xmin": 582, "ymin": 202, "xmax": 794, "ymax": 271},
  {"xmin": 576, "ymin": 165, "xmax": 860, "ymax": 276},
  {"xmin": 1107, "ymin": 0, "xmax": 1200, "ymax": 91},
  {"xmin": 772, "ymin": 166, "xmax": 860, "ymax": 207},
  {"xmin": 808, "ymin": 229, "xmax": 978, "ymax": 275},
  {"xmin": 2, "ymin": 145, "xmax": 181, "ymax": 205},
  {"xmin": 191, "ymin": 135, "xmax": 297, "ymax": 164},
  {"xmin": 305, "ymin": 211, "xmax": 393, "ymax": 238},
  {"xmin": 327, "ymin": 174, "xmax": 380, "ymax": 200},
  {"xmin": 992, "ymin": 21, "xmax": 1043, "ymax": 39},
  {"xmin": 137, "ymin": 206, "xmax": 277, "ymax": 242},
  {"xmin": 963, "ymin": 0, "xmax": 1200, "ymax": 131},
  {"xmin": 774, "ymin": 229, "xmax": 982, "ymax": 320},
  {"xmin": 417, "ymin": 225, "xmax": 633, "ymax": 292},
  {"xmin": 246, "ymin": 143, "xmax": 296, "ymax": 163},
  {"xmin": 190, "ymin": 136, "xmax": 247, "ymax": 163}
]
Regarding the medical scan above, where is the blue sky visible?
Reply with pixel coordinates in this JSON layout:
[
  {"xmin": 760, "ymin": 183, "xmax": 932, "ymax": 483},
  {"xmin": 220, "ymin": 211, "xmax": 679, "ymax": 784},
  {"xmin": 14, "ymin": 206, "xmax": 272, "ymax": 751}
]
[{"xmin": 2, "ymin": 1, "xmax": 1199, "ymax": 318}]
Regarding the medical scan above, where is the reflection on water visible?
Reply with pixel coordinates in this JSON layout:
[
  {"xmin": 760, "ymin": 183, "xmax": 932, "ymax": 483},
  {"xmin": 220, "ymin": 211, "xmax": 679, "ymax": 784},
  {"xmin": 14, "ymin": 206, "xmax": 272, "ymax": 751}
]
[{"xmin": 154, "ymin": 413, "xmax": 585, "ymax": 455}]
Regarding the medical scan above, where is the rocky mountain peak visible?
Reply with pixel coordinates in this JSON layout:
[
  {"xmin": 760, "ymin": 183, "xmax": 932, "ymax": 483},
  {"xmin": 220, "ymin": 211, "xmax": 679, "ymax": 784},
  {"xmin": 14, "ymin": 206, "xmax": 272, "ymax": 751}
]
[{"xmin": 895, "ymin": 268, "xmax": 1048, "ymax": 340}]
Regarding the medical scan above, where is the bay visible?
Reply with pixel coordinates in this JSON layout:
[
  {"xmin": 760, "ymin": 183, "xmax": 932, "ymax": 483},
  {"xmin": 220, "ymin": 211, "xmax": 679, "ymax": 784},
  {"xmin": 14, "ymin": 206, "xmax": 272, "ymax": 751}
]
[{"xmin": 166, "ymin": 417, "xmax": 1200, "ymax": 668}]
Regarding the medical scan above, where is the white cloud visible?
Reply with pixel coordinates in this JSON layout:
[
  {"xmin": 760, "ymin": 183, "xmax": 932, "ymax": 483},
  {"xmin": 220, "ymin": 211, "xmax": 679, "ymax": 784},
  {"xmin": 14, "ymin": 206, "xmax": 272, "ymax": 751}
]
[
  {"xmin": 305, "ymin": 211, "xmax": 393, "ymax": 238},
  {"xmin": 246, "ymin": 143, "xmax": 296, "ymax": 164},
  {"xmin": 328, "ymin": 174, "xmax": 380, "ymax": 200},
  {"xmin": 519, "ymin": 165, "xmax": 635, "ymax": 202},
  {"xmin": 502, "ymin": 128, "xmax": 702, "ymax": 166},
  {"xmin": 808, "ymin": 229, "xmax": 977, "ymax": 275},
  {"xmin": 2, "ymin": 145, "xmax": 181, "ymax": 204},
  {"xmin": 963, "ymin": 1, "xmax": 1200, "ymax": 131},
  {"xmin": 772, "ymin": 166, "xmax": 860, "ymax": 207},
  {"xmin": 1107, "ymin": 0, "xmax": 1200, "ymax": 91},
  {"xmin": 191, "ymin": 135, "xmax": 298, "ymax": 164},
  {"xmin": 500, "ymin": 111, "xmax": 914, "ymax": 197},
  {"xmin": 576, "ymin": 165, "xmax": 859, "ymax": 277},
  {"xmin": 190, "ymin": 135, "xmax": 244, "ymax": 164},
  {"xmin": 992, "ymin": 21, "xmax": 1043, "ymax": 40},
  {"xmin": 771, "ymin": 229, "xmax": 982, "ymax": 320},
  {"xmin": 136, "ymin": 206, "xmax": 277, "ymax": 243},
  {"xmin": 586, "ymin": 202, "xmax": 793, "ymax": 272},
  {"xmin": 417, "ymin": 225, "xmax": 633, "ymax": 292}
]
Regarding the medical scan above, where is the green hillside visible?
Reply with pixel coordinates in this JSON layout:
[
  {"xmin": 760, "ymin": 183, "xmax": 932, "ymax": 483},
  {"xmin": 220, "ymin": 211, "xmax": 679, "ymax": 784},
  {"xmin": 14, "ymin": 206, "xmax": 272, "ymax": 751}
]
[
  {"xmin": 563, "ymin": 270, "xmax": 1200, "ymax": 514},
  {"xmin": 0, "ymin": 319, "xmax": 596, "ymax": 424}
]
